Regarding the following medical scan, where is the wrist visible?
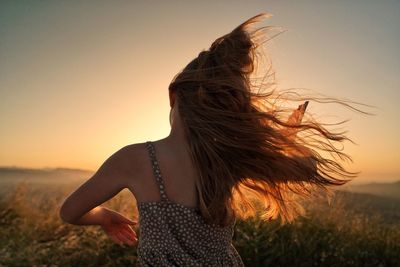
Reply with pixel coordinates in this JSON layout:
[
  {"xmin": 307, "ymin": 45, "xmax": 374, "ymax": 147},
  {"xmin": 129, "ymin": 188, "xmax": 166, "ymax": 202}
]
[
  {"xmin": 98, "ymin": 206, "xmax": 113, "ymax": 226},
  {"xmin": 70, "ymin": 206, "xmax": 106, "ymax": 226}
]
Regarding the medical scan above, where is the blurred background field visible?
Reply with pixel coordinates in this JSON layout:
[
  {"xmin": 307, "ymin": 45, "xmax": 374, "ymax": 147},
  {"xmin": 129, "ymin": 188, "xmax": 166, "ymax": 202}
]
[{"xmin": 0, "ymin": 167, "xmax": 399, "ymax": 267}]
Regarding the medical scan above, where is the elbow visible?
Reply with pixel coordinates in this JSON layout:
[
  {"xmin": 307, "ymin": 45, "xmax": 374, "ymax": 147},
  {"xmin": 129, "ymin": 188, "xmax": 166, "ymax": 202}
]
[
  {"xmin": 59, "ymin": 203, "xmax": 75, "ymax": 224},
  {"xmin": 59, "ymin": 206, "xmax": 69, "ymax": 223}
]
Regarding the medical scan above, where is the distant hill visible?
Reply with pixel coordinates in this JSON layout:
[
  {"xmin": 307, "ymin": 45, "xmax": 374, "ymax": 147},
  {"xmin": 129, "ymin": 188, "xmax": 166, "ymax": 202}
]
[
  {"xmin": 333, "ymin": 190, "xmax": 400, "ymax": 224},
  {"xmin": 341, "ymin": 180, "xmax": 400, "ymax": 200},
  {"xmin": 0, "ymin": 167, "xmax": 94, "ymax": 187},
  {"xmin": 0, "ymin": 166, "xmax": 94, "ymax": 181},
  {"xmin": 0, "ymin": 166, "xmax": 95, "ymax": 200}
]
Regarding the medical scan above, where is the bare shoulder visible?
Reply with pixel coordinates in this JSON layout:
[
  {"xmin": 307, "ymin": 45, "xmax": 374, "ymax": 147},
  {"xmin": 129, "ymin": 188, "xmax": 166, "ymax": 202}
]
[{"xmin": 117, "ymin": 142, "xmax": 149, "ymax": 186}]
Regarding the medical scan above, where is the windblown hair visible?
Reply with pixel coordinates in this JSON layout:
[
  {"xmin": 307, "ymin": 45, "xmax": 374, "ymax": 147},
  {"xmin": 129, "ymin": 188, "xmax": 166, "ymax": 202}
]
[{"xmin": 168, "ymin": 13, "xmax": 367, "ymax": 227}]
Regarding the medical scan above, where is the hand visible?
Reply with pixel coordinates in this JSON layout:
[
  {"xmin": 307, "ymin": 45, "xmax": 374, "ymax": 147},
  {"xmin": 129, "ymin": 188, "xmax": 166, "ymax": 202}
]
[
  {"xmin": 287, "ymin": 101, "xmax": 308, "ymax": 126},
  {"xmin": 99, "ymin": 207, "xmax": 138, "ymax": 247},
  {"xmin": 282, "ymin": 101, "xmax": 309, "ymax": 141}
]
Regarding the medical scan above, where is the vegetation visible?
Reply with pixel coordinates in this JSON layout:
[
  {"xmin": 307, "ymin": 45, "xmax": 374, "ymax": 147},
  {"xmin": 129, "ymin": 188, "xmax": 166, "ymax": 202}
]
[{"xmin": 0, "ymin": 180, "xmax": 399, "ymax": 267}]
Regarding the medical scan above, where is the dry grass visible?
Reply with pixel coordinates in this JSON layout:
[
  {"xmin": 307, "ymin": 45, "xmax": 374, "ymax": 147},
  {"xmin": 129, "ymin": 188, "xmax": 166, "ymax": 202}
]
[{"xmin": 0, "ymin": 180, "xmax": 399, "ymax": 267}]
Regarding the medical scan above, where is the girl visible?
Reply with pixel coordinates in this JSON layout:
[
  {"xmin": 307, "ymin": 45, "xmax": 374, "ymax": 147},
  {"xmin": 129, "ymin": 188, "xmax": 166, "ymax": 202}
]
[{"xmin": 60, "ymin": 13, "xmax": 360, "ymax": 266}]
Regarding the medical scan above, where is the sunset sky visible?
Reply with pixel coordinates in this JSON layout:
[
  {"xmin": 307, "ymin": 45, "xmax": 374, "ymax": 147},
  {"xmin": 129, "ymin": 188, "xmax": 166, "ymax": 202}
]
[{"xmin": 1, "ymin": 0, "xmax": 399, "ymax": 184}]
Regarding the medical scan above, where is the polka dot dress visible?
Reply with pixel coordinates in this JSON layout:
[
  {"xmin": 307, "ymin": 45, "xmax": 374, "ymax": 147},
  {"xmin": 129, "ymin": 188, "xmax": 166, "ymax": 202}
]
[{"xmin": 136, "ymin": 141, "xmax": 245, "ymax": 267}]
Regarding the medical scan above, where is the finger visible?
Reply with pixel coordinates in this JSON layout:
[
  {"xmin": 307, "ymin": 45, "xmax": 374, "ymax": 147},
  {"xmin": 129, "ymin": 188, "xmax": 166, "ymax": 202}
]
[
  {"xmin": 119, "ymin": 225, "xmax": 137, "ymax": 240},
  {"xmin": 121, "ymin": 223, "xmax": 137, "ymax": 234},
  {"xmin": 123, "ymin": 217, "xmax": 138, "ymax": 225},
  {"xmin": 287, "ymin": 114, "xmax": 300, "ymax": 124},
  {"xmin": 295, "ymin": 109, "xmax": 305, "ymax": 119},
  {"xmin": 289, "ymin": 113, "xmax": 301, "ymax": 124},
  {"xmin": 116, "ymin": 232, "xmax": 135, "ymax": 246},
  {"xmin": 121, "ymin": 227, "xmax": 137, "ymax": 241},
  {"xmin": 115, "ymin": 214, "xmax": 138, "ymax": 225},
  {"xmin": 121, "ymin": 223, "xmax": 135, "ymax": 231},
  {"xmin": 298, "ymin": 110, "xmax": 305, "ymax": 121},
  {"xmin": 123, "ymin": 224, "xmax": 139, "ymax": 236},
  {"xmin": 121, "ymin": 226, "xmax": 137, "ymax": 237}
]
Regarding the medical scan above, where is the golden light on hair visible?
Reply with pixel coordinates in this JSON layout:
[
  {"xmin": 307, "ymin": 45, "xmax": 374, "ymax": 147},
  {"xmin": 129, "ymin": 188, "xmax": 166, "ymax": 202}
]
[{"xmin": 168, "ymin": 13, "xmax": 368, "ymax": 227}]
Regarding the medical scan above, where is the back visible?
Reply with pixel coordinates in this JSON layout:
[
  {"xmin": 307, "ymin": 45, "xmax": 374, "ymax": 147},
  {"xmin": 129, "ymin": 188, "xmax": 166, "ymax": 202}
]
[{"xmin": 134, "ymin": 140, "xmax": 244, "ymax": 267}]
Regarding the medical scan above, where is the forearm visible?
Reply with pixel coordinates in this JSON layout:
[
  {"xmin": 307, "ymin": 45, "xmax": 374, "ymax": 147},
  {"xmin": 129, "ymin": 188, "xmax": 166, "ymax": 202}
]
[{"xmin": 64, "ymin": 206, "xmax": 105, "ymax": 226}]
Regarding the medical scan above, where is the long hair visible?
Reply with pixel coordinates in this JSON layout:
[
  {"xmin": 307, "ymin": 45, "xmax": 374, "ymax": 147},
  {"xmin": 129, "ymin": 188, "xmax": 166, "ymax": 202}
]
[{"xmin": 168, "ymin": 13, "xmax": 368, "ymax": 228}]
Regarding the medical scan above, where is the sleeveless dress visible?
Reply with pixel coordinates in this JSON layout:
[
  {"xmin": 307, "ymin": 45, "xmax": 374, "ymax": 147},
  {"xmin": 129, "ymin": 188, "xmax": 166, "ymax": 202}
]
[{"xmin": 136, "ymin": 141, "xmax": 245, "ymax": 267}]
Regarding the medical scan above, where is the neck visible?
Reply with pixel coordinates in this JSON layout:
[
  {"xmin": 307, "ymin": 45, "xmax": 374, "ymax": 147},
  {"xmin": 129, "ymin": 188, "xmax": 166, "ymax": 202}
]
[{"xmin": 162, "ymin": 116, "xmax": 190, "ymax": 153}]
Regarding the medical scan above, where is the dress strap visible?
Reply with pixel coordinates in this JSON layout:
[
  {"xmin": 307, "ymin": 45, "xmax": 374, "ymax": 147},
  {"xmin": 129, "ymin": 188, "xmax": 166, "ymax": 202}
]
[{"xmin": 145, "ymin": 141, "xmax": 169, "ymax": 202}]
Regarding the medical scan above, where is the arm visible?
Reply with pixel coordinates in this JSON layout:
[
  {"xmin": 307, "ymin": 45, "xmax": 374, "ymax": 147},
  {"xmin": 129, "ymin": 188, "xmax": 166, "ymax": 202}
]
[
  {"xmin": 280, "ymin": 101, "xmax": 313, "ymax": 155},
  {"xmin": 59, "ymin": 145, "xmax": 134, "ymax": 225},
  {"xmin": 281, "ymin": 102, "xmax": 317, "ymax": 176},
  {"xmin": 280, "ymin": 101, "xmax": 308, "ymax": 140}
]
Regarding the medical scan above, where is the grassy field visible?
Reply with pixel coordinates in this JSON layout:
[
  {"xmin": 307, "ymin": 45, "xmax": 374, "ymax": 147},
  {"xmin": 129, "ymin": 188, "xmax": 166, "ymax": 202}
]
[{"xmin": 0, "ymin": 177, "xmax": 399, "ymax": 267}]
